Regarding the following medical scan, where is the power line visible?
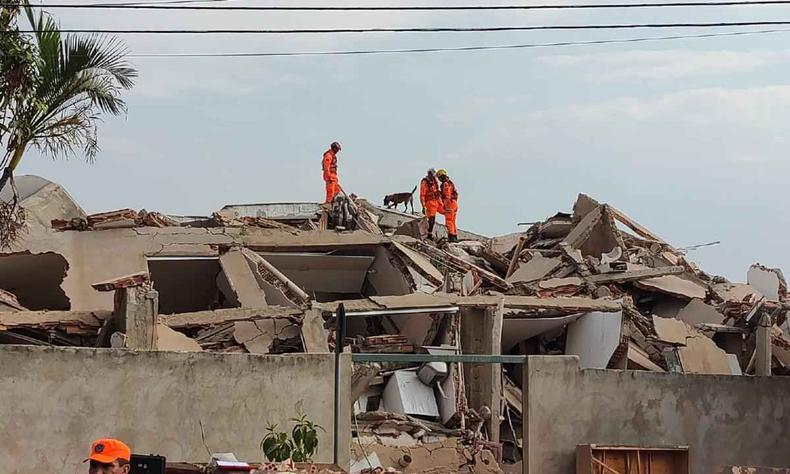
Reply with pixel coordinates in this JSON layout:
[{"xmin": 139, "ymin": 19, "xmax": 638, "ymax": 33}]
[
  {"xmin": 125, "ymin": 28, "xmax": 790, "ymax": 57},
  {"xmin": 13, "ymin": 21, "xmax": 790, "ymax": 34},
  {"xmin": 10, "ymin": 0, "xmax": 790, "ymax": 10},
  {"xmin": 96, "ymin": 0, "xmax": 235, "ymax": 5}
]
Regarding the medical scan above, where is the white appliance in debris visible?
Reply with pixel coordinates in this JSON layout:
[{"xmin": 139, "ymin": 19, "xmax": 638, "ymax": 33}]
[{"xmin": 382, "ymin": 369, "xmax": 440, "ymax": 418}]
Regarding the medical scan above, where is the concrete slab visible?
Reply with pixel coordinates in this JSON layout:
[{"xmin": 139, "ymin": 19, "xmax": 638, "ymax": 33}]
[{"xmin": 565, "ymin": 311, "xmax": 623, "ymax": 369}]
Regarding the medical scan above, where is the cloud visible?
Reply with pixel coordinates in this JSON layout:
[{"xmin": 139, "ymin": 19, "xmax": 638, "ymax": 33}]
[
  {"xmin": 547, "ymin": 85, "xmax": 790, "ymax": 128},
  {"xmin": 538, "ymin": 49, "xmax": 789, "ymax": 83},
  {"xmin": 456, "ymin": 85, "xmax": 790, "ymax": 165},
  {"xmin": 437, "ymin": 94, "xmax": 533, "ymax": 125},
  {"xmin": 128, "ymin": 61, "xmax": 309, "ymax": 99},
  {"xmin": 29, "ymin": 0, "xmax": 604, "ymax": 101}
]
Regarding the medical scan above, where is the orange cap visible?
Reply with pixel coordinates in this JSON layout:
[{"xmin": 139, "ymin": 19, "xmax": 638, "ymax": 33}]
[{"xmin": 85, "ymin": 439, "xmax": 131, "ymax": 463}]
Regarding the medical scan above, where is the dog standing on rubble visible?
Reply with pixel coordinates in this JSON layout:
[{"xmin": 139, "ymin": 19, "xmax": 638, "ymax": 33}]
[{"xmin": 383, "ymin": 184, "xmax": 418, "ymax": 214}]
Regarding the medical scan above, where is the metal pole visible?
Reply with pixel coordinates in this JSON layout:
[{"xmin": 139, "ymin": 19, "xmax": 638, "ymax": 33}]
[{"xmin": 332, "ymin": 303, "xmax": 346, "ymax": 466}]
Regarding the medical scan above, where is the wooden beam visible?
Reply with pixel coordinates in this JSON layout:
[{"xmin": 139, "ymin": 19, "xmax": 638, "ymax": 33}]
[
  {"xmin": 0, "ymin": 310, "xmax": 109, "ymax": 331},
  {"xmin": 407, "ymin": 241, "xmax": 512, "ymax": 290},
  {"xmin": 351, "ymin": 353, "xmax": 527, "ymax": 364},
  {"xmin": 322, "ymin": 294, "xmax": 623, "ymax": 315},
  {"xmin": 505, "ymin": 236, "xmax": 527, "ymax": 279},
  {"xmin": 0, "ymin": 331, "xmax": 53, "ymax": 345},
  {"xmin": 458, "ymin": 295, "xmax": 622, "ymax": 313},
  {"xmin": 391, "ymin": 240, "xmax": 444, "ymax": 287},
  {"xmin": 587, "ymin": 266, "xmax": 685, "ymax": 284},
  {"xmin": 162, "ymin": 306, "xmax": 302, "ymax": 329},
  {"xmin": 92, "ymin": 272, "xmax": 150, "ymax": 292},
  {"xmin": 522, "ymin": 249, "xmax": 562, "ymax": 256},
  {"xmin": 609, "ymin": 205, "xmax": 674, "ymax": 250}
]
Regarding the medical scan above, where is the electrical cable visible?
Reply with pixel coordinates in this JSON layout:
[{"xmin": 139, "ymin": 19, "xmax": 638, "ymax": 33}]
[
  {"xmin": 13, "ymin": 21, "xmax": 790, "ymax": 34},
  {"xmin": 107, "ymin": 0, "xmax": 236, "ymax": 5},
  {"xmin": 123, "ymin": 28, "xmax": 790, "ymax": 58},
  {"xmin": 11, "ymin": 0, "xmax": 790, "ymax": 10}
]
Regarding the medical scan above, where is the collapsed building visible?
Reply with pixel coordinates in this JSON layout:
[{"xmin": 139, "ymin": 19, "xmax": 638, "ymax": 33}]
[{"xmin": 1, "ymin": 175, "xmax": 789, "ymax": 474}]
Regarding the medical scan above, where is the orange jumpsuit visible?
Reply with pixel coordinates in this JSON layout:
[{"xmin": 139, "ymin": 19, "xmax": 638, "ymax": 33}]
[
  {"xmin": 322, "ymin": 149, "xmax": 339, "ymax": 203},
  {"xmin": 419, "ymin": 176, "xmax": 441, "ymax": 218},
  {"xmin": 441, "ymin": 178, "xmax": 459, "ymax": 236}
]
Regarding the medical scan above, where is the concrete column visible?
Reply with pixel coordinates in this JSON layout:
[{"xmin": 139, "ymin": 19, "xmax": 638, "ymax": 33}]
[
  {"xmin": 460, "ymin": 300, "xmax": 504, "ymax": 443},
  {"xmin": 114, "ymin": 286, "xmax": 159, "ymax": 350},
  {"xmin": 302, "ymin": 307, "xmax": 330, "ymax": 353},
  {"xmin": 756, "ymin": 313, "xmax": 772, "ymax": 376},
  {"xmin": 522, "ymin": 359, "xmax": 530, "ymax": 474},
  {"xmin": 337, "ymin": 353, "xmax": 353, "ymax": 471}
]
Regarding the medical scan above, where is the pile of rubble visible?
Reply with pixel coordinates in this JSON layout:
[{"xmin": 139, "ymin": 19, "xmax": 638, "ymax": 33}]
[
  {"xmin": 3, "ymin": 175, "xmax": 790, "ymax": 473},
  {"xmin": 481, "ymin": 194, "xmax": 790, "ymax": 376},
  {"xmin": 168, "ymin": 458, "xmax": 347, "ymax": 474},
  {"xmin": 341, "ymin": 194, "xmax": 790, "ymax": 469}
]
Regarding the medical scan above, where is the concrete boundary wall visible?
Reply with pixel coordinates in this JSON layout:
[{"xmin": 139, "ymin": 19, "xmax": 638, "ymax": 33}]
[
  {"xmin": 0, "ymin": 346, "xmax": 351, "ymax": 473},
  {"xmin": 523, "ymin": 356, "xmax": 790, "ymax": 474}
]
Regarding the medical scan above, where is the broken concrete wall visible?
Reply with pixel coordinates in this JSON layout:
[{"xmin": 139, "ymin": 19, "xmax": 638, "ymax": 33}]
[
  {"xmin": 523, "ymin": 356, "xmax": 790, "ymax": 474},
  {"xmin": 0, "ymin": 252, "xmax": 70, "ymax": 310},
  {"xmin": 8, "ymin": 225, "xmax": 383, "ymax": 311},
  {"xmin": 9, "ymin": 228, "xmax": 220, "ymax": 310},
  {"xmin": 149, "ymin": 258, "xmax": 228, "ymax": 314},
  {"xmin": 0, "ymin": 346, "xmax": 351, "ymax": 473},
  {"xmin": 748, "ymin": 264, "xmax": 786, "ymax": 301},
  {"xmin": 365, "ymin": 246, "xmax": 412, "ymax": 296}
]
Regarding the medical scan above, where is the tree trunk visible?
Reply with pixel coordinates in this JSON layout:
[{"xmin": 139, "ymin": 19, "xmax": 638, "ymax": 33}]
[
  {"xmin": 0, "ymin": 167, "xmax": 12, "ymax": 196},
  {"xmin": 0, "ymin": 146, "xmax": 25, "ymax": 196}
]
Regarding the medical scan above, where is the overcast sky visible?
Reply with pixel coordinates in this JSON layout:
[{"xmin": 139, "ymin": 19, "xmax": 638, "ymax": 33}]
[{"xmin": 17, "ymin": 0, "xmax": 790, "ymax": 281}]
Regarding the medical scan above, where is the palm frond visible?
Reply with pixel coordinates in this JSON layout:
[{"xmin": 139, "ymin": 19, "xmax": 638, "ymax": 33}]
[
  {"xmin": 63, "ymin": 34, "xmax": 137, "ymax": 90},
  {"xmin": 30, "ymin": 105, "xmax": 100, "ymax": 162},
  {"xmin": 24, "ymin": 4, "xmax": 61, "ymax": 94},
  {"xmin": 3, "ymin": 4, "xmax": 136, "ymax": 171}
]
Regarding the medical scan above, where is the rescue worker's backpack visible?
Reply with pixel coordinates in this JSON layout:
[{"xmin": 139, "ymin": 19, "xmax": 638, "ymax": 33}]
[
  {"xmin": 443, "ymin": 180, "xmax": 458, "ymax": 201},
  {"xmin": 322, "ymin": 151, "xmax": 337, "ymax": 172}
]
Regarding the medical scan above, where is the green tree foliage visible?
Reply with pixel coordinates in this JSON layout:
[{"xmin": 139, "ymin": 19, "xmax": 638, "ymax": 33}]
[{"xmin": 0, "ymin": 2, "xmax": 136, "ymax": 246}]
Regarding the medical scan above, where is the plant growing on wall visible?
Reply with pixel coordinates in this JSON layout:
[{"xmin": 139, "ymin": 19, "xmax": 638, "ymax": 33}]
[
  {"xmin": 260, "ymin": 422, "xmax": 293, "ymax": 462},
  {"xmin": 260, "ymin": 410, "xmax": 324, "ymax": 462},
  {"xmin": 289, "ymin": 410, "xmax": 323, "ymax": 462}
]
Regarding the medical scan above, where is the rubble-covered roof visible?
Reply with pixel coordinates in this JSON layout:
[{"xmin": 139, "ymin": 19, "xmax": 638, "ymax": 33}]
[{"xmin": 3, "ymin": 176, "xmax": 790, "ymax": 471}]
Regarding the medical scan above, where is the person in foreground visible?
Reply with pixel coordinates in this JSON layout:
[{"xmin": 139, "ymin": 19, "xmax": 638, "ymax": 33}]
[{"xmin": 85, "ymin": 438, "xmax": 131, "ymax": 474}]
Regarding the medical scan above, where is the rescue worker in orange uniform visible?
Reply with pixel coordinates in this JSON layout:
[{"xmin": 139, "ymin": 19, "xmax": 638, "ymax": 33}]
[
  {"xmin": 85, "ymin": 438, "xmax": 132, "ymax": 474},
  {"xmin": 322, "ymin": 141, "xmax": 342, "ymax": 204},
  {"xmin": 437, "ymin": 169, "xmax": 459, "ymax": 242},
  {"xmin": 419, "ymin": 168, "xmax": 442, "ymax": 241}
]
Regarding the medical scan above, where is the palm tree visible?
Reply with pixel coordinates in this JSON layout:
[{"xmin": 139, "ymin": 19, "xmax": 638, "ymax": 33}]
[
  {"xmin": 1, "ymin": 4, "xmax": 34, "ymax": 154},
  {"xmin": 0, "ymin": 4, "xmax": 137, "ymax": 195}
]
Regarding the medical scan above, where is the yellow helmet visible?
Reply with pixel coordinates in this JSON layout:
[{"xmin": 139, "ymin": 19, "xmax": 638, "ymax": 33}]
[{"xmin": 436, "ymin": 169, "xmax": 447, "ymax": 177}]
